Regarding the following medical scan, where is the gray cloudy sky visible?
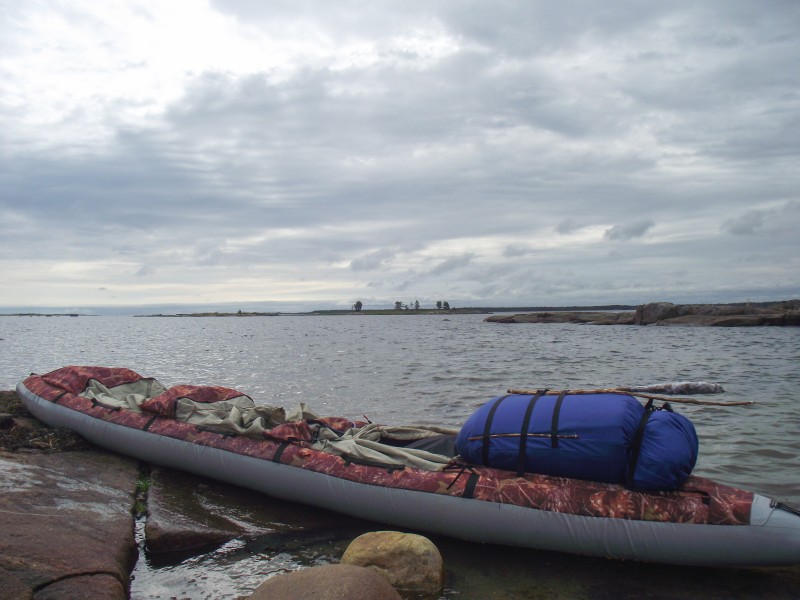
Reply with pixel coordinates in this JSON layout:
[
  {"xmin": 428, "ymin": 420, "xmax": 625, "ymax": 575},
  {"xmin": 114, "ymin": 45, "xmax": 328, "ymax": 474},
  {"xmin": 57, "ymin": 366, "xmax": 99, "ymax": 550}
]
[{"xmin": 2, "ymin": 1, "xmax": 799, "ymax": 313}]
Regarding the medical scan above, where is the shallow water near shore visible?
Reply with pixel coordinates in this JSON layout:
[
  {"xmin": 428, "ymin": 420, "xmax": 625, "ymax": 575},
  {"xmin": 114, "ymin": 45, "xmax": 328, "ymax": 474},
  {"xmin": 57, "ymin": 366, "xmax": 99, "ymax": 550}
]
[{"xmin": 2, "ymin": 314, "xmax": 799, "ymax": 597}]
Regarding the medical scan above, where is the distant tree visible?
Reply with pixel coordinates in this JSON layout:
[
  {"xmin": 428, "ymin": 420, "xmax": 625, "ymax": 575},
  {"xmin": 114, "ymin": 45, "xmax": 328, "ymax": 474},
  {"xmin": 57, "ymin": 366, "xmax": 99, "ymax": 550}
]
[
  {"xmin": 394, "ymin": 301, "xmax": 403, "ymax": 311},
  {"xmin": 436, "ymin": 300, "xmax": 442, "ymax": 310},
  {"xmin": 442, "ymin": 301, "xmax": 450, "ymax": 310},
  {"xmin": 353, "ymin": 301, "xmax": 363, "ymax": 312},
  {"xmin": 414, "ymin": 299, "xmax": 420, "ymax": 310}
]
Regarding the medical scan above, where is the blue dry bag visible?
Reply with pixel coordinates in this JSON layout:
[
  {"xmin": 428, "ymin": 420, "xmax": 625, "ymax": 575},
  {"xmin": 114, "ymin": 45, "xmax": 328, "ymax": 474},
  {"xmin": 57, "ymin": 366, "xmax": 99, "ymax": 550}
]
[{"xmin": 455, "ymin": 392, "xmax": 698, "ymax": 490}]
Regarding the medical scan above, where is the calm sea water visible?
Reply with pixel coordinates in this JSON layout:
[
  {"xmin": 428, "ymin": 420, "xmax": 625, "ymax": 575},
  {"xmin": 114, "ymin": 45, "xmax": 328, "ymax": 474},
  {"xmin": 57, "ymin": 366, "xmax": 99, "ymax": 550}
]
[{"xmin": 2, "ymin": 314, "xmax": 799, "ymax": 598}]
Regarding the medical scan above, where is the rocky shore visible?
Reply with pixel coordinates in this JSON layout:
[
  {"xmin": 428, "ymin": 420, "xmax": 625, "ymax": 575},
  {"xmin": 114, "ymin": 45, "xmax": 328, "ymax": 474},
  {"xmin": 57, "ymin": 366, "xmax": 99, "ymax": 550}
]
[
  {"xmin": 0, "ymin": 390, "xmax": 137, "ymax": 599},
  {"xmin": 485, "ymin": 299, "xmax": 800, "ymax": 326}
]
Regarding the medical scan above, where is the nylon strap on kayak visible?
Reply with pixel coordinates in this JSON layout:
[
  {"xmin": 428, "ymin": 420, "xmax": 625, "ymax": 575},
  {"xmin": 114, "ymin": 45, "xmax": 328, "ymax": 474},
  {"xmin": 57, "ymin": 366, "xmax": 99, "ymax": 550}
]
[
  {"xmin": 550, "ymin": 390, "xmax": 567, "ymax": 448},
  {"xmin": 481, "ymin": 395, "xmax": 509, "ymax": 466},
  {"xmin": 143, "ymin": 414, "xmax": 159, "ymax": 431},
  {"xmin": 462, "ymin": 472, "xmax": 479, "ymax": 499},
  {"xmin": 517, "ymin": 390, "xmax": 546, "ymax": 476},
  {"xmin": 445, "ymin": 465, "xmax": 480, "ymax": 499},
  {"xmin": 272, "ymin": 441, "xmax": 290, "ymax": 464}
]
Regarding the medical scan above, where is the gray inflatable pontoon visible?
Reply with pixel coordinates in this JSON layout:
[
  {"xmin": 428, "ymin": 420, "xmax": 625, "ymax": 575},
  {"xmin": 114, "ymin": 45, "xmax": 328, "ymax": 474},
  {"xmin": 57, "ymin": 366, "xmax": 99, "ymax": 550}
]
[{"xmin": 16, "ymin": 367, "xmax": 800, "ymax": 567}]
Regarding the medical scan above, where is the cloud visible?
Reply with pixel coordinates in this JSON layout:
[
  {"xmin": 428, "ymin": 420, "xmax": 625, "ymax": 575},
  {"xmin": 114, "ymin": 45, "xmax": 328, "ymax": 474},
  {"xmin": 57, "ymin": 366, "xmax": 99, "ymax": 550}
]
[
  {"xmin": 1, "ymin": 1, "xmax": 799, "ymax": 310},
  {"xmin": 350, "ymin": 248, "xmax": 397, "ymax": 271},
  {"xmin": 720, "ymin": 210, "xmax": 766, "ymax": 236},
  {"xmin": 721, "ymin": 201, "xmax": 800, "ymax": 238},
  {"xmin": 503, "ymin": 245, "xmax": 532, "ymax": 258},
  {"xmin": 555, "ymin": 219, "xmax": 582, "ymax": 235},
  {"xmin": 430, "ymin": 253, "xmax": 475, "ymax": 276},
  {"xmin": 603, "ymin": 220, "xmax": 656, "ymax": 242}
]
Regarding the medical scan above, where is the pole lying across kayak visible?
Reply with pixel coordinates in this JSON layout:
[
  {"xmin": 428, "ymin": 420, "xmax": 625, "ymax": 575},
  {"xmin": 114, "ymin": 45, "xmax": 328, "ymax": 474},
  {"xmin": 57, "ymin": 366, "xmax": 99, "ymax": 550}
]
[{"xmin": 506, "ymin": 388, "xmax": 755, "ymax": 407}]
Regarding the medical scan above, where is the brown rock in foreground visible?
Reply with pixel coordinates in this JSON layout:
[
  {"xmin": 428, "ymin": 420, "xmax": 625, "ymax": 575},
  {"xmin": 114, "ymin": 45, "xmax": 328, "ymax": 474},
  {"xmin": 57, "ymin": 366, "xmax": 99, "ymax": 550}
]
[
  {"xmin": 0, "ymin": 448, "xmax": 139, "ymax": 599},
  {"xmin": 247, "ymin": 564, "xmax": 402, "ymax": 600},
  {"xmin": 341, "ymin": 531, "xmax": 446, "ymax": 600}
]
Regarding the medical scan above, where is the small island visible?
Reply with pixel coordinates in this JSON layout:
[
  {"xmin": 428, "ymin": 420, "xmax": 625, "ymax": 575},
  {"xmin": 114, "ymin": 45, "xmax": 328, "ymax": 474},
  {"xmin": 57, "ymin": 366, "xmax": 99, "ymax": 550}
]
[{"xmin": 484, "ymin": 300, "xmax": 800, "ymax": 327}]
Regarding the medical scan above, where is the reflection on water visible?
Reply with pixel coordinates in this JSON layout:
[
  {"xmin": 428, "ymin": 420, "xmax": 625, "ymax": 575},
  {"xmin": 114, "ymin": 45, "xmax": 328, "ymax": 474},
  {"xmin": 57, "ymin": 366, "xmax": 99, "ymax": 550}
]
[
  {"xmin": 2, "ymin": 314, "xmax": 799, "ymax": 597},
  {"xmin": 132, "ymin": 518, "xmax": 355, "ymax": 600}
]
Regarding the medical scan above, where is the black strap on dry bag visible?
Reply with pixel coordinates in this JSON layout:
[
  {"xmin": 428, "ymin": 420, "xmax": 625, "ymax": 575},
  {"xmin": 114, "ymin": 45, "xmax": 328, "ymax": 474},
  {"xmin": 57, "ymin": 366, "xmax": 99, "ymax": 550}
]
[
  {"xmin": 550, "ymin": 390, "xmax": 567, "ymax": 448},
  {"xmin": 626, "ymin": 402, "xmax": 654, "ymax": 489},
  {"xmin": 481, "ymin": 395, "xmax": 509, "ymax": 466},
  {"xmin": 517, "ymin": 390, "xmax": 546, "ymax": 476}
]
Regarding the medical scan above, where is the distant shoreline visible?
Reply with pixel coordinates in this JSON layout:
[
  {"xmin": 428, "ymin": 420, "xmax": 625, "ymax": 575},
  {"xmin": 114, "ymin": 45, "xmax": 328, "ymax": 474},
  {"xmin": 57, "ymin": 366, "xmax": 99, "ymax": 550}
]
[
  {"xmin": 136, "ymin": 308, "xmax": 493, "ymax": 317},
  {"xmin": 136, "ymin": 305, "xmax": 634, "ymax": 317},
  {"xmin": 2, "ymin": 300, "xmax": 797, "ymax": 319},
  {"xmin": 0, "ymin": 313, "xmax": 86, "ymax": 317},
  {"xmin": 0, "ymin": 306, "xmax": 634, "ymax": 317}
]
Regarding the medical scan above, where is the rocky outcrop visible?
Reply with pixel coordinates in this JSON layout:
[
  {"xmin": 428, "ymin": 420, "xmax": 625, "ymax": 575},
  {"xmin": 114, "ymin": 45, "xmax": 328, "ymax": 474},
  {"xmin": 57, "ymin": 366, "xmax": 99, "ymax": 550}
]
[
  {"xmin": 633, "ymin": 302, "xmax": 680, "ymax": 325},
  {"xmin": 633, "ymin": 300, "xmax": 800, "ymax": 326},
  {"xmin": 247, "ymin": 564, "xmax": 402, "ymax": 600},
  {"xmin": 485, "ymin": 311, "xmax": 635, "ymax": 325},
  {"xmin": 341, "ymin": 531, "xmax": 446, "ymax": 600},
  {"xmin": 0, "ymin": 449, "xmax": 139, "ymax": 600},
  {"xmin": 485, "ymin": 300, "xmax": 800, "ymax": 327}
]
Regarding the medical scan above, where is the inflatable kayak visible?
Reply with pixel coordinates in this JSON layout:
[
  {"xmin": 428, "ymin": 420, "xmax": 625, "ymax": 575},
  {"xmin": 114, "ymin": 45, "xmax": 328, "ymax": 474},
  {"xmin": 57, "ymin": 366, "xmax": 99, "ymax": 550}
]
[{"xmin": 16, "ymin": 366, "xmax": 800, "ymax": 567}]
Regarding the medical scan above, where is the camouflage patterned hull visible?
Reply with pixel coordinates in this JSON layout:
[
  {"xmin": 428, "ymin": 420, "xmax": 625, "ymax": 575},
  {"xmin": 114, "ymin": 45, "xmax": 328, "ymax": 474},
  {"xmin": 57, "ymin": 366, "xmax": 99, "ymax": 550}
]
[{"xmin": 17, "ymin": 366, "xmax": 800, "ymax": 566}]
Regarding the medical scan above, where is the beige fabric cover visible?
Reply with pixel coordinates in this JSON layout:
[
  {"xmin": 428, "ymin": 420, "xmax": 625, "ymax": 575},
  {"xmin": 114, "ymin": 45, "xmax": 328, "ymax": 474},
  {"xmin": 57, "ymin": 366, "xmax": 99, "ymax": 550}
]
[{"xmin": 81, "ymin": 380, "xmax": 457, "ymax": 471}]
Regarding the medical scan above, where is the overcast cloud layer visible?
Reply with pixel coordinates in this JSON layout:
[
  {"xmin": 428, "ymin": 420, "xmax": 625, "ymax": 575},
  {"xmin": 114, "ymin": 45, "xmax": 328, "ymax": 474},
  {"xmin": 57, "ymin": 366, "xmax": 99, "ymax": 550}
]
[{"xmin": 2, "ymin": 1, "xmax": 799, "ymax": 313}]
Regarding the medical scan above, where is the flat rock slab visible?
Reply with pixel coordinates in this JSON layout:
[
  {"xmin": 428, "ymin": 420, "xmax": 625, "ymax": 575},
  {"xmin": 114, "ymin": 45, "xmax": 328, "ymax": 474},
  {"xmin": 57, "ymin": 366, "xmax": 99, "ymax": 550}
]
[
  {"xmin": 485, "ymin": 311, "xmax": 635, "ymax": 324},
  {"xmin": 0, "ymin": 448, "xmax": 139, "ymax": 599},
  {"xmin": 144, "ymin": 466, "xmax": 370, "ymax": 562}
]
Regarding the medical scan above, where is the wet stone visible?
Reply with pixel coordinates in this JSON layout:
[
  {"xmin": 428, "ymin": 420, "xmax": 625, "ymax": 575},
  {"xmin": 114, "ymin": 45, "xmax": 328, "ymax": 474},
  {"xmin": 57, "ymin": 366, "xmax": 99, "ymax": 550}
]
[
  {"xmin": 144, "ymin": 467, "xmax": 243, "ymax": 559},
  {"xmin": 0, "ymin": 565, "xmax": 32, "ymax": 600},
  {"xmin": 0, "ymin": 448, "xmax": 139, "ymax": 599},
  {"xmin": 341, "ymin": 531, "xmax": 446, "ymax": 600},
  {"xmin": 247, "ymin": 563, "xmax": 402, "ymax": 600},
  {"xmin": 143, "ymin": 466, "xmax": 369, "ymax": 563},
  {"xmin": 33, "ymin": 573, "xmax": 126, "ymax": 600}
]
